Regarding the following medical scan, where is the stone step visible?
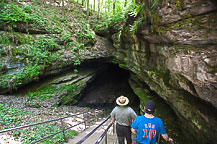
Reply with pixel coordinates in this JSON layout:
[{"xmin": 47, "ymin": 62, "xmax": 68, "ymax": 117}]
[
  {"xmin": 65, "ymin": 118, "xmax": 115, "ymax": 144},
  {"xmin": 65, "ymin": 119, "xmax": 137, "ymax": 144}
]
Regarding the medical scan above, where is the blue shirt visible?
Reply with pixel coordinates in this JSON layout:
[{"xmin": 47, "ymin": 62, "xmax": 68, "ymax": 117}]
[{"xmin": 131, "ymin": 115, "xmax": 166, "ymax": 144}]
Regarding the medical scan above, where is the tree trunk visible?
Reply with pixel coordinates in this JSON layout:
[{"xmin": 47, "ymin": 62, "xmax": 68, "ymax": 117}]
[
  {"xmin": 97, "ymin": 0, "xmax": 100, "ymax": 18},
  {"xmin": 101, "ymin": 0, "xmax": 103, "ymax": 12},
  {"xmin": 94, "ymin": 0, "xmax": 95, "ymax": 11},
  {"xmin": 113, "ymin": 0, "xmax": 116, "ymax": 15},
  {"xmin": 86, "ymin": 0, "xmax": 89, "ymax": 20}
]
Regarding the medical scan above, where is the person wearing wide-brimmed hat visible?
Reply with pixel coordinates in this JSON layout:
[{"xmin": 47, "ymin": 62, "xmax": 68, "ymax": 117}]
[
  {"xmin": 111, "ymin": 95, "xmax": 137, "ymax": 144},
  {"xmin": 131, "ymin": 100, "xmax": 174, "ymax": 144}
]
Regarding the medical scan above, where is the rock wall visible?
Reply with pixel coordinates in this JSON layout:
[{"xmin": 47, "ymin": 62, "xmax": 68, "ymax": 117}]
[
  {"xmin": 0, "ymin": 2, "xmax": 115, "ymax": 94},
  {"xmin": 113, "ymin": 0, "xmax": 217, "ymax": 143}
]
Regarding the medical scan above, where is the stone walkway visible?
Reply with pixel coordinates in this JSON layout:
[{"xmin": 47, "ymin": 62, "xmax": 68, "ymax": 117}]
[
  {"xmin": 65, "ymin": 117, "xmax": 116, "ymax": 144},
  {"xmin": 65, "ymin": 118, "xmax": 136, "ymax": 144}
]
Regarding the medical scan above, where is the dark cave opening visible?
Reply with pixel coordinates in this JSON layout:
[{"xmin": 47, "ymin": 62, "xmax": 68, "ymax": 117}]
[{"xmin": 77, "ymin": 62, "xmax": 140, "ymax": 113}]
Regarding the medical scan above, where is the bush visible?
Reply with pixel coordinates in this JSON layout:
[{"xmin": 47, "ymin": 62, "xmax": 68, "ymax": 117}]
[{"xmin": 0, "ymin": 4, "xmax": 32, "ymax": 23}]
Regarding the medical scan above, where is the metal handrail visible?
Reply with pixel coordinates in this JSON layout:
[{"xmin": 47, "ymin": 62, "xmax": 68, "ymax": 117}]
[
  {"xmin": 30, "ymin": 116, "xmax": 96, "ymax": 144},
  {"xmin": 95, "ymin": 122, "xmax": 113, "ymax": 144},
  {"xmin": 0, "ymin": 109, "xmax": 99, "ymax": 143},
  {"xmin": 0, "ymin": 110, "xmax": 93, "ymax": 134},
  {"xmin": 76, "ymin": 115, "xmax": 111, "ymax": 144}
]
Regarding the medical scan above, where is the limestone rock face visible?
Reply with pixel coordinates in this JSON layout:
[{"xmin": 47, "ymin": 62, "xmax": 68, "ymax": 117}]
[
  {"xmin": 56, "ymin": 69, "xmax": 97, "ymax": 105},
  {"xmin": 0, "ymin": 31, "xmax": 114, "ymax": 94},
  {"xmin": 0, "ymin": 1, "xmax": 115, "ymax": 94},
  {"xmin": 166, "ymin": 45, "xmax": 217, "ymax": 107},
  {"xmin": 113, "ymin": 0, "xmax": 217, "ymax": 143}
]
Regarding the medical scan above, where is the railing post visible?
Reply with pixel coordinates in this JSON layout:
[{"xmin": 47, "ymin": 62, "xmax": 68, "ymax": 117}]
[
  {"xmin": 60, "ymin": 119, "xmax": 67, "ymax": 142},
  {"xmin": 95, "ymin": 110, "xmax": 98, "ymax": 122},
  {"xmin": 104, "ymin": 133, "xmax": 107, "ymax": 144},
  {"xmin": 157, "ymin": 134, "xmax": 160, "ymax": 144},
  {"xmin": 113, "ymin": 123, "xmax": 115, "ymax": 135},
  {"xmin": 83, "ymin": 113, "xmax": 87, "ymax": 130}
]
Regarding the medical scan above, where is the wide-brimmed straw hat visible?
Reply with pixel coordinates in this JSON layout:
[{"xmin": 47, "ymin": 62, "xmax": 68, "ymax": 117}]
[{"xmin": 116, "ymin": 96, "xmax": 129, "ymax": 106}]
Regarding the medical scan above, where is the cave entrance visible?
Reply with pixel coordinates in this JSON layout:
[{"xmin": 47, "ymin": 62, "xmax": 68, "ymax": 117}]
[{"xmin": 77, "ymin": 62, "xmax": 140, "ymax": 113}]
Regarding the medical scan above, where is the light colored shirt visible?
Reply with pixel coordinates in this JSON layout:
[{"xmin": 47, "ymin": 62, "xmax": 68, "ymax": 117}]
[{"xmin": 111, "ymin": 106, "xmax": 137, "ymax": 126}]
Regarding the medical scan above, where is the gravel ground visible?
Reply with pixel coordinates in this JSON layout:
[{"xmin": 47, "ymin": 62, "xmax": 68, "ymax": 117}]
[{"xmin": 0, "ymin": 95, "xmax": 104, "ymax": 144}]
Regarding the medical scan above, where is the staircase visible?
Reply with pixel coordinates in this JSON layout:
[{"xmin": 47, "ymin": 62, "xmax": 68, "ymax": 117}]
[
  {"xmin": 65, "ymin": 117, "xmax": 117, "ymax": 144},
  {"xmin": 65, "ymin": 117, "xmax": 137, "ymax": 144}
]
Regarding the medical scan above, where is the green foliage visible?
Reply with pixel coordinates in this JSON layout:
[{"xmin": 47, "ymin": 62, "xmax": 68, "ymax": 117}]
[
  {"xmin": 0, "ymin": 35, "xmax": 10, "ymax": 45},
  {"xmin": 0, "ymin": 4, "xmax": 32, "ymax": 23},
  {"xmin": 0, "ymin": 36, "xmax": 62, "ymax": 91},
  {"xmin": 94, "ymin": 13, "xmax": 125, "ymax": 31},
  {"xmin": 74, "ymin": 23, "xmax": 96, "ymax": 45},
  {"xmin": 58, "ymin": 84, "xmax": 79, "ymax": 105},
  {"xmin": 109, "ymin": 14, "xmax": 125, "ymax": 25},
  {"xmin": 66, "ymin": 41, "xmax": 84, "ymax": 51},
  {"xmin": 23, "ymin": 65, "xmax": 40, "ymax": 79},
  {"xmin": 34, "ymin": 36, "xmax": 59, "ymax": 51},
  {"xmin": 22, "ymin": 36, "xmax": 61, "ymax": 66},
  {"xmin": 0, "ymin": 0, "xmax": 99, "ymax": 90},
  {"xmin": 74, "ymin": 69, "xmax": 78, "ymax": 73},
  {"xmin": 0, "ymin": 31, "xmax": 34, "ymax": 45},
  {"xmin": 151, "ymin": 0, "xmax": 159, "ymax": 9},
  {"xmin": 130, "ymin": 17, "xmax": 143, "ymax": 34},
  {"xmin": 212, "ymin": 39, "xmax": 217, "ymax": 44},
  {"xmin": 134, "ymin": 4, "xmax": 144, "ymax": 15},
  {"xmin": 60, "ymin": 84, "xmax": 78, "ymax": 94},
  {"xmin": 27, "ymin": 85, "xmax": 55, "ymax": 101},
  {"xmin": 0, "ymin": 2, "xmax": 5, "ymax": 10},
  {"xmin": 13, "ymin": 32, "xmax": 34, "ymax": 45},
  {"xmin": 62, "ymin": 32, "xmax": 72, "ymax": 43},
  {"xmin": 0, "ymin": 3, "xmax": 63, "ymax": 33},
  {"xmin": 74, "ymin": 59, "xmax": 81, "ymax": 66},
  {"xmin": 26, "ymin": 84, "xmax": 78, "ymax": 101},
  {"xmin": 0, "ymin": 104, "xmax": 26, "ymax": 128},
  {"xmin": 24, "ymin": 6, "xmax": 33, "ymax": 14},
  {"xmin": 176, "ymin": 0, "xmax": 182, "ymax": 10},
  {"xmin": 150, "ymin": 12, "xmax": 160, "ymax": 33},
  {"xmin": 58, "ymin": 49, "xmax": 64, "ymax": 54},
  {"xmin": 93, "ymin": 0, "xmax": 146, "ymax": 34},
  {"xmin": 0, "ymin": 64, "xmax": 40, "ymax": 89},
  {"xmin": 0, "ymin": 104, "xmax": 77, "ymax": 143}
]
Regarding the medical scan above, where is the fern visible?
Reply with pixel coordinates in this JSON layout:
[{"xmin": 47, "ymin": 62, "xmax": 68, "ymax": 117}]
[
  {"xmin": 151, "ymin": 0, "xmax": 159, "ymax": 9},
  {"xmin": 130, "ymin": 17, "xmax": 143, "ymax": 34},
  {"xmin": 134, "ymin": 4, "xmax": 144, "ymax": 16}
]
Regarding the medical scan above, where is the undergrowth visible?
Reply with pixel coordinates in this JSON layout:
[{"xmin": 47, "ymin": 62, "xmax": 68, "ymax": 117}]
[
  {"xmin": 0, "ymin": 104, "xmax": 77, "ymax": 144},
  {"xmin": 26, "ymin": 84, "xmax": 78, "ymax": 101},
  {"xmin": 0, "ymin": 1, "xmax": 99, "ymax": 91}
]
